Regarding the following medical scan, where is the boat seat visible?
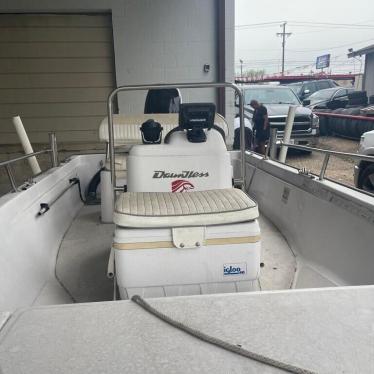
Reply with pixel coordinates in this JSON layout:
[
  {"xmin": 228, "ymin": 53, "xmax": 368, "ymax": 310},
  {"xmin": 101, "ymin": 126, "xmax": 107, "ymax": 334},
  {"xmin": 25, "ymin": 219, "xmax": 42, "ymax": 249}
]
[
  {"xmin": 113, "ymin": 188, "xmax": 258, "ymax": 228},
  {"xmin": 99, "ymin": 113, "xmax": 229, "ymax": 146}
]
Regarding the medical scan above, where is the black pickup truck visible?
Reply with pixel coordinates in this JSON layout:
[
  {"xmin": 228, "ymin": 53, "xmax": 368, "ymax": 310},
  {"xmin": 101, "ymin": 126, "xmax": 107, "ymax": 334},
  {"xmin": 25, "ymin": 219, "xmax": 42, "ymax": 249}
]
[{"xmin": 238, "ymin": 85, "xmax": 319, "ymax": 147}]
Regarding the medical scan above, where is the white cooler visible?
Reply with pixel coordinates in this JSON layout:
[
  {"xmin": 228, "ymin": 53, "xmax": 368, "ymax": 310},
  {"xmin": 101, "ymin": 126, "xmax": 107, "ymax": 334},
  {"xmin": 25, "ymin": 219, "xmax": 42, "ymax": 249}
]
[{"xmin": 112, "ymin": 188, "xmax": 261, "ymax": 299}]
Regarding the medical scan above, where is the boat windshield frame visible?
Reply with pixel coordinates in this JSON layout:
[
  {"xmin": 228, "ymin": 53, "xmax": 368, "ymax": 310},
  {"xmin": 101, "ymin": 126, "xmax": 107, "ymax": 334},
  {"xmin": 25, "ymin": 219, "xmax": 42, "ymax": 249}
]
[{"xmin": 107, "ymin": 82, "xmax": 247, "ymax": 198}]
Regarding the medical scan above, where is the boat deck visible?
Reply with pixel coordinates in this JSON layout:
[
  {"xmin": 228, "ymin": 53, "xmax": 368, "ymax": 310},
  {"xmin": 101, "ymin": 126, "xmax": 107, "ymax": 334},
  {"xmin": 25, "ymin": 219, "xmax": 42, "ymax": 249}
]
[
  {"xmin": 2, "ymin": 286, "xmax": 373, "ymax": 373},
  {"xmin": 55, "ymin": 205, "xmax": 296, "ymax": 303}
]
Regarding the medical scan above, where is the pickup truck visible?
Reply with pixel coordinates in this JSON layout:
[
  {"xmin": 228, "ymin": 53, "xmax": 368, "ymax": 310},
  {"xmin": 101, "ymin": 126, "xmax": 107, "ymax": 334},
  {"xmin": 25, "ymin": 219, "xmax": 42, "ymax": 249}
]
[
  {"xmin": 238, "ymin": 85, "xmax": 319, "ymax": 147},
  {"xmin": 354, "ymin": 130, "xmax": 374, "ymax": 193}
]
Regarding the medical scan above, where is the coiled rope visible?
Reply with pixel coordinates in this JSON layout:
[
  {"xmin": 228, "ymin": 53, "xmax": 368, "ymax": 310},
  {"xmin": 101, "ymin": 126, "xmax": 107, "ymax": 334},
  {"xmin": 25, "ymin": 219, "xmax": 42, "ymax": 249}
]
[{"xmin": 131, "ymin": 295, "xmax": 317, "ymax": 374}]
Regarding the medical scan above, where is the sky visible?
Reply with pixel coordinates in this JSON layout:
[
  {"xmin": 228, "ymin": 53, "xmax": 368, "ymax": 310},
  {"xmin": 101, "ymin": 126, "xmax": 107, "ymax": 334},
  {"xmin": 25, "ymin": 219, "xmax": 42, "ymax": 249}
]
[{"xmin": 235, "ymin": 0, "xmax": 374, "ymax": 77}]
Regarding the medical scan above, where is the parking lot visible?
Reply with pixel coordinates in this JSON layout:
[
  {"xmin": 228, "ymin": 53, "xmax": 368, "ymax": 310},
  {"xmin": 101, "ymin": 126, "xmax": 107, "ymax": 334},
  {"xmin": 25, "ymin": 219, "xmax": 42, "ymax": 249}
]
[{"xmin": 286, "ymin": 136, "xmax": 359, "ymax": 187}]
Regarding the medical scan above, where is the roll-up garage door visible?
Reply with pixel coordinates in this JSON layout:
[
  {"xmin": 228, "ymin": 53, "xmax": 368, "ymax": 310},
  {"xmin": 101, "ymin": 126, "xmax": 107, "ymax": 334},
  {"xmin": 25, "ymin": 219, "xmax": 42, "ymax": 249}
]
[{"xmin": 0, "ymin": 14, "xmax": 115, "ymax": 144}]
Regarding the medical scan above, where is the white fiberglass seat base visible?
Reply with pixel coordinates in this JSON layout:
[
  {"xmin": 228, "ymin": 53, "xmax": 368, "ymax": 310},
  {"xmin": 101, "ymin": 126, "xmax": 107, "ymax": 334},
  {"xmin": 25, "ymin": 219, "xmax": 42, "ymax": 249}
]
[
  {"xmin": 113, "ymin": 188, "xmax": 261, "ymax": 299},
  {"xmin": 126, "ymin": 130, "xmax": 232, "ymax": 192}
]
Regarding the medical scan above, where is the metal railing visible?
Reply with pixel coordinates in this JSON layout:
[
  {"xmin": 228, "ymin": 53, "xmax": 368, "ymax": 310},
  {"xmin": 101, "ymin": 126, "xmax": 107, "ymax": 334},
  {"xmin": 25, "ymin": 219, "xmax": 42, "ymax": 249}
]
[
  {"xmin": 107, "ymin": 82, "xmax": 246, "ymax": 196},
  {"xmin": 280, "ymin": 141, "xmax": 374, "ymax": 181},
  {"xmin": 0, "ymin": 133, "xmax": 59, "ymax": 193}
]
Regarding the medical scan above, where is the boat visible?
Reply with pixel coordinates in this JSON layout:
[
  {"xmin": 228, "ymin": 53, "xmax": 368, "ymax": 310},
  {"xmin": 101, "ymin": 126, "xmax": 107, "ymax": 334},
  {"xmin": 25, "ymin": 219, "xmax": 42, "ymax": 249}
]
[{"xmin": 0, "ymin": 82, "xmax": 374, "ymax": 373}]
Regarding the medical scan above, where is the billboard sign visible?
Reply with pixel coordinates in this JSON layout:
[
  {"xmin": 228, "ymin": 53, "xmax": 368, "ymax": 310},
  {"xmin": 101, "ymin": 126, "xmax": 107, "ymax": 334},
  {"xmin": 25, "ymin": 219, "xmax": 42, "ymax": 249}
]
[{"xmin": 316, "ymin": 54, "xmax": 330, "ymax": 69}]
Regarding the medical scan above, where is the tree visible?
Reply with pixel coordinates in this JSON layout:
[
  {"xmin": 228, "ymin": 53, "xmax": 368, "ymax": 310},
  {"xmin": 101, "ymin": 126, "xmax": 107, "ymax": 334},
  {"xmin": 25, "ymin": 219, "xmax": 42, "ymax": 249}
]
[{"xmin": 243, "ymin": 69, "xmax": 266, "ymax": 81}]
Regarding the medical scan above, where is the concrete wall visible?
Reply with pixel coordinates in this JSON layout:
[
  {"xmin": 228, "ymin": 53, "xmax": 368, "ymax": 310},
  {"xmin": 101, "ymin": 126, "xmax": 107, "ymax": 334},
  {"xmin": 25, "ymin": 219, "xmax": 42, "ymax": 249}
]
[
  {"xmin": 0, "ymin": 0, "xmax": 235, "ymax": 118},
  {"xmin": 114, "ymin": 0, "xmax": 216, "ymax": 113},
  {"xmin": 364, "ymin": 53, "xmax": 374, "ymax": 97}
]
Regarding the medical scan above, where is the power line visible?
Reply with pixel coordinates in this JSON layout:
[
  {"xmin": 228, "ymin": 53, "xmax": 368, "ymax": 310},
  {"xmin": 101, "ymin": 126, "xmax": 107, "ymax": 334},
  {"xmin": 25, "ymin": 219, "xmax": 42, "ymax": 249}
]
[
  {"xmin": 235, "ymin": 19, "xmax": 369, "ymax": 75},
  {"xmin": 237, "ymin": 38, "xmax": 374, "ymax": 58},
  {"xmin": 236, "ymin": 20, "xmax": 374, "ymax": 31},
  {"xmin": 235, "ymin": 21, "xmax": 283, "ymax": 28},
  {"xmin": 288, "ymin": 25, "xmax": 374, "ymax": 30},
  {"xmin": 287, "ymin": 37, "xmax": 374, "ymax": 52},
  {"xmin": 288, "ymin": 20, "xmax": 374, "ymax": 27}
]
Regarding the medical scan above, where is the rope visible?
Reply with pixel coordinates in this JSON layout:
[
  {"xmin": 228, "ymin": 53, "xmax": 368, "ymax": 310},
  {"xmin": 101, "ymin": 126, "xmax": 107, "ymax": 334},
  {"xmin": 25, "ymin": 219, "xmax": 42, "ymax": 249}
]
[
  {"xmin": 69, "ymin": 178, "xmax": 86, "ymax": 204},
  {"xmin": 131, "ymin": 295, "xmax": 317, "ymax": 374}
]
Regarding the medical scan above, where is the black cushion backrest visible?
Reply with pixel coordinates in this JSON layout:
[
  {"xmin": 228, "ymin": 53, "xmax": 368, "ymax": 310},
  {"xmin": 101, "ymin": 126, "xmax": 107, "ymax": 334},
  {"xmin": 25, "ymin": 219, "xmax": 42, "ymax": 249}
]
[{"xmin": 144, "ymin": 89, "xmax": 181, "ymax": 113}]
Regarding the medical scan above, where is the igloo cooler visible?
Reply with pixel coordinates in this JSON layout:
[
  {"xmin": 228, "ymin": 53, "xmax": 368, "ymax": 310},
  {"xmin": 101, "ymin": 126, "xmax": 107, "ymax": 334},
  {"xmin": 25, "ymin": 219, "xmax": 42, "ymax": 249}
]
[{"xmin": 112, "ymin": 189, "xmax": 261, "ymax": 299}]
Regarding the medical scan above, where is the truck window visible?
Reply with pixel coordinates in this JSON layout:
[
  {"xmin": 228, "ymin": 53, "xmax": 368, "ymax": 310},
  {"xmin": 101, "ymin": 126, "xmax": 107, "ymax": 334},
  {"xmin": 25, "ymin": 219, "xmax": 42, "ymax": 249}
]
[
  {"xmin": 333, "ymin": 89, "xmax": 347, "ymax": 98},
  {"xmin": 316, "ymin": 81, "xmax": 330, "ymax": 90},
  {"xmin": 303, "ymin": 82, "xmax": 317, "ymax": 96}
]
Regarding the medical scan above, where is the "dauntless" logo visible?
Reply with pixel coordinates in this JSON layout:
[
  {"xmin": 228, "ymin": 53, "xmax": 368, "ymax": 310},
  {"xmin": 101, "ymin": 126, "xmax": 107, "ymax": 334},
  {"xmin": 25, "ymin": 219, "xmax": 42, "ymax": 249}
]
[
  {"xmin": 171, "ymin": 180, "xmax": 194, "ymax": 192},
  {"xmin": 153, "ymin": 170, "xmax": 209, "ymax": 179}
]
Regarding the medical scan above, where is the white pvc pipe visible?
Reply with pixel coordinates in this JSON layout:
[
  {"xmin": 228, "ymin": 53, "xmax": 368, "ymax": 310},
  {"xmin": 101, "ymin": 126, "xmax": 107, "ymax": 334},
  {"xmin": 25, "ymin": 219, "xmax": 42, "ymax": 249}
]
[
  {"xmin": 278, "ymin": 105, "xmax": 297, "ymax": 163},
  {"xmin": 12, "ymin": 116, "xmax": 41, "ymax": 175},
  {"xmin": 107, "ymin": 248, "xmax": 115, "ymax": 279}
]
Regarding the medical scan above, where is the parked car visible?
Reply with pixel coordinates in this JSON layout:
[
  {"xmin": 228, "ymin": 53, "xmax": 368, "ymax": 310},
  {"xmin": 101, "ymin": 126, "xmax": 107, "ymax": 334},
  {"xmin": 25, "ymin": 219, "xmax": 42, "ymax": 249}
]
[
  {"xmin": 287, "ymin": 79, "xmax": 338, "ymax": 101},
  {"xmin": 354, "ymin": 130, "xmax": 374, "ymax": 193},
  {"xmin": 303, "ymin": 87, "xmax": 355, "ymax": 109},
  {"xmin": 238, "ymin": 85, "xmax": 319, "ymax": 147}
]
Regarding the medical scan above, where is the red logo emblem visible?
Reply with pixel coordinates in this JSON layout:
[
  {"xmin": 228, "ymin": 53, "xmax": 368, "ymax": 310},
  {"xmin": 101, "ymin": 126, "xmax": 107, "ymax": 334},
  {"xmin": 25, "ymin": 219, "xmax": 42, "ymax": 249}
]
[{"xmin": 171, "ymin": 179, "xmax": 194, "ymax": 192}]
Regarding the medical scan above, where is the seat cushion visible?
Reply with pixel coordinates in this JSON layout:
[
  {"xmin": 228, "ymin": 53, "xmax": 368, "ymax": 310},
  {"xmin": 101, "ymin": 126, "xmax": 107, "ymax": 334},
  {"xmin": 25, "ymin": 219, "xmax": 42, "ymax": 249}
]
[
  {"xmin": 99, "ymin": 113, "xmax": 229, "ymax": 145},
  {"xmin": 113, "ymin": 188, "xmax": 258, "ymax": 228}
]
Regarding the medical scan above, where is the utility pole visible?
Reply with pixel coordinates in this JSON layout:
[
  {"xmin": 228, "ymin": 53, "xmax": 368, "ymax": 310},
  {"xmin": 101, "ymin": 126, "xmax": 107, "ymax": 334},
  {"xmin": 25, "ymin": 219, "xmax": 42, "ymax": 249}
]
[
  {"xmin": 276, "ymin": 22, "xmax": 292, "ymax": 76},
  {"xmin": 239, "ymin": 59, "xmax": 243, "ymax": 78}
]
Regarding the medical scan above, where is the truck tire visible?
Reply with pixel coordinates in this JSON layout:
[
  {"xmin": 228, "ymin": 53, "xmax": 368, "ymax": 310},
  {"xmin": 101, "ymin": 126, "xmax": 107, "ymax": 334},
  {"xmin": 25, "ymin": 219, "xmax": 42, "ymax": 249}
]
[
  {"xmin": 350, "ymin": 99, "xmax": 368, "ymax": 106},
  {"xmin": 319, "ymin": 116, "xmax": 328, "ymax": 135},
  {"xmin": 359, "ymin": 164, "xmax": 374, "ymax": 193},
  {"xmin": 353, "ymin": 120, "xmax": 362, "ymax": 139},
  {"xmin": 330, "ymin": 108, "xmax": 344, "ymax": 135},
  {"xmin": 365, "ymin": 121, "xmax": 374, "ymax": 133},
  {"xmin": 327, "ymin": 100, "xmax": 346, "ymax": 110},
  {"xmin": 315, "ymin": 109, "xmax": 329, "ymax": 135},
  {"xmin": 354, "ymin": 120, "xmax": 365, "ymax": 139},
  {"xmin": 348, "ymin": 91, "xmax": 367, "ymax": 99},
  {"xmin": 342, "ymin": 109, "xmax": 361, "ymax": 139},
  {"xmin": 359, "ymin": 121, "xmax": 374, "ymax": 138},
  {"xmin": 343, "ymin": 108, "xmax": 361, "ymax": 115}
]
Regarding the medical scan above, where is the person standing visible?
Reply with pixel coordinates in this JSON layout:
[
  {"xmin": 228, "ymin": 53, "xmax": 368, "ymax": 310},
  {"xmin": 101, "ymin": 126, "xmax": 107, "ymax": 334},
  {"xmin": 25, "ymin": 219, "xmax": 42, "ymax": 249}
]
[{"xmin": 250, "ymin": 99, "xmax": 269, "ymax": 155}]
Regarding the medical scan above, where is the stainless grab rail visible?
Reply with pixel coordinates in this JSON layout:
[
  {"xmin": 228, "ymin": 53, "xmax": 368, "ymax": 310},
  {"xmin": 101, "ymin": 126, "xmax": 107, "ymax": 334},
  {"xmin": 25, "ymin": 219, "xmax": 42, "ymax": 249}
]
[
  {"xmin": 281, "ymin": 141, "xmax": 374, "ymax": 181},
  {"xmin": 107, "ymin": 82, "xmax": 246, "ymax": 197},
  {"xmin": 0, "ymin": 149, "xmax": 51, "ymax": 168},
  {"xmin": 1, "ymin": 132, "xmax": 59, "ymax": 192}
]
